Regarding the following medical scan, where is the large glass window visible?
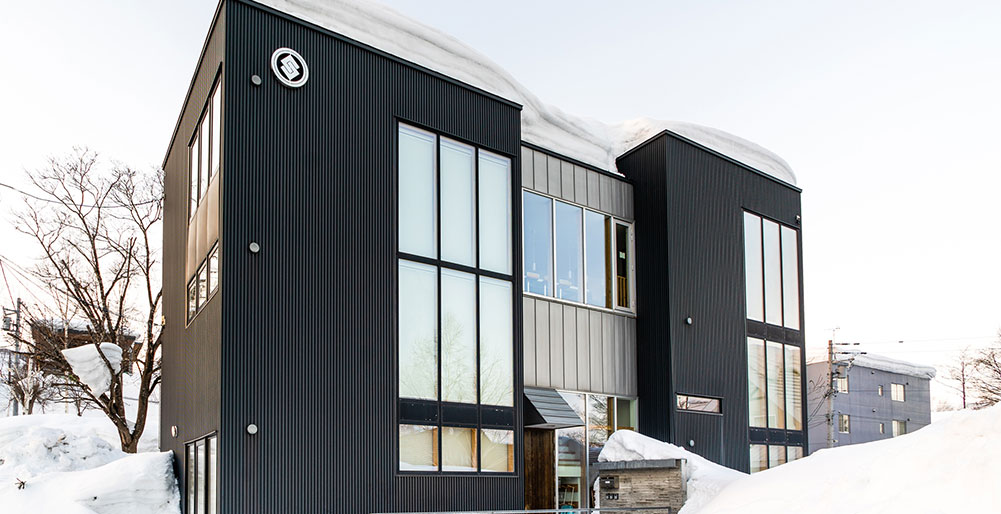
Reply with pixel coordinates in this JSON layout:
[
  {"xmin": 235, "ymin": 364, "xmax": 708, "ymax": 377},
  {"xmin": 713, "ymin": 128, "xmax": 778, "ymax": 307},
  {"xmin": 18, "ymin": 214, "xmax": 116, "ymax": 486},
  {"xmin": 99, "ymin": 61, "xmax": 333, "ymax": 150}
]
[
  {"xmin": 479, "ymin": 151, "xmax": 512, "ymax": 274},
  {"xmin": 398, "ymin": 125, "xmax": 437, "ymax": 258},
  {"xmin": 891, "ymin": 383, "xmax": 905, "ymax": 402},
  {"xmin": 523, "ymin": 191, "xmax": 553, "ymax": 295},
  {"xmin": 555, "ymin": 201, "xmax": 583, "ymax": 302},
  {"xmin": 766, "ymin": 342, "xmax": 785, "ymax": 429},
  {"xmin": 185, "ymin": 434, "xmax": 217, "ymax": 514},
  {"xmin": 743, "ymin": 211, "xmax": 800, "ymax": 329},
  {"xmin": 747, "ymin": 338, "xmax": 767, "ymax": 428},
  {"xmin": 398, "ymin": 260, "xmax": 437, "ymax": 401},
  {"xmin": 441, "ymin": 269, "xmax": 476, "ymax": 404},
  {"xmin": 440, "ymin": 138, "xmax": 476, "ymax": 266},
  {"xmin": 784, "ymin": 345, "xmax": 802, "ymax": 430},
  {"xmin": 584, "ymin": 211, "xmax": 610, "ymax": 307},
  {"xmin": 397, "ymin": 124, "xmax": 515, "ymax": 474}
]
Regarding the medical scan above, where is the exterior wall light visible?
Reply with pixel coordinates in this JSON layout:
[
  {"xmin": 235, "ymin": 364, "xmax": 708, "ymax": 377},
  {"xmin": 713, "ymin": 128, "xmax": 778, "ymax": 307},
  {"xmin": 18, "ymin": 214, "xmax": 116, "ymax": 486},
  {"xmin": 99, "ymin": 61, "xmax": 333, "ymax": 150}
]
[
  {"xmin": 247, "ymin": 423, "xmax": 259, "ymax": 435},
  {"xmin": 249, "ymin": 242, "xmax": 261, "ymax": 253},
  {"xmin": 171, "ymin": 425, "xmax": 178, "ymax": 438},
  {"xmin": 685, "ymin": 317, "xmax": 693, "ymax": 325},
  {"xmin": 251, "ymin": 74, "xmax": 262, "ymax": 86},
  {"xmin": 688, "ymin": 439, "xmax": 695, "ymax": 447}
]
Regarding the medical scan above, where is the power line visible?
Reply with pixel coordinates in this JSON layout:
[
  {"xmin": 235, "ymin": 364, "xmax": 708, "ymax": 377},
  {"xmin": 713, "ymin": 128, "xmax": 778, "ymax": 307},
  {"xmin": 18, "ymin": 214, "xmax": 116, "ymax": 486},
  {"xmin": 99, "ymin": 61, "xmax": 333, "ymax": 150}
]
[
  {"xmin": 0, "ymin": 181, "xmax": 158, "ymax": 208},
  {"xmin": 0, "ymin": 260, "xmax": 15, "ymax": 306}
]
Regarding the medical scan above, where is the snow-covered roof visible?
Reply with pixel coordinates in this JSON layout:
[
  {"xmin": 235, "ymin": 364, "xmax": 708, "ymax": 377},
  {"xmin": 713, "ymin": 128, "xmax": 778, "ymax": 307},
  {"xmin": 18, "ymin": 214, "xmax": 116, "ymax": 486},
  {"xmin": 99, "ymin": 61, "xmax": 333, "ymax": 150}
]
[
  {"xmin": 807, "ymin": 351, "xmax": 937, "ymax": 380},
  {"xmin": 256, "ymin": 0, "xmax": 797, "ymax": 185}
]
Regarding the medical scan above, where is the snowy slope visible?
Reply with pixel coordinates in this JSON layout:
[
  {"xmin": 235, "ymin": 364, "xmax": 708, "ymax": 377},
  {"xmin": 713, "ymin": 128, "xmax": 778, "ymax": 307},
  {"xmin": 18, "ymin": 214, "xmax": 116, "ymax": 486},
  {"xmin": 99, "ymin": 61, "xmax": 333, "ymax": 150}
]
[
  {"xmin": 0, "ymin": 414, "xmax": 179, "ymax": 514},
  {"xmin": 257, "ymin": 0, "xmax": 796, "ymax": 184},
  {"xmin": 696, "ymin": 405, "xmax": 1001, "ymax": 514},
  {"xmin": 599, "ymin": 430, "xmax": 745, "ymax": 514}
]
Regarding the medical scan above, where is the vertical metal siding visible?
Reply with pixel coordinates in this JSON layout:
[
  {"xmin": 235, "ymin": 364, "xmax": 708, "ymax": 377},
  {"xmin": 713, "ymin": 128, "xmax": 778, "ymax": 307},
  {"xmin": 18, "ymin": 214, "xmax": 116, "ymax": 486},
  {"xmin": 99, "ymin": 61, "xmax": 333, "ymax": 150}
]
[{"xmin": 219, "ymin": 1, "xmax": 524, "ymax": 512}]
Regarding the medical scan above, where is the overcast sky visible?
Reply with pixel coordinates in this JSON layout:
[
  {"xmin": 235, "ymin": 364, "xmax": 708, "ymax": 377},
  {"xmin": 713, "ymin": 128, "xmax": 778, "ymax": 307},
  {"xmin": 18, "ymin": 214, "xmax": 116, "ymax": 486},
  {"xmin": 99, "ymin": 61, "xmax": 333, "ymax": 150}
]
[{"xmin": 1, "ymin": 0, "xmax": 999, "ymax": 406}]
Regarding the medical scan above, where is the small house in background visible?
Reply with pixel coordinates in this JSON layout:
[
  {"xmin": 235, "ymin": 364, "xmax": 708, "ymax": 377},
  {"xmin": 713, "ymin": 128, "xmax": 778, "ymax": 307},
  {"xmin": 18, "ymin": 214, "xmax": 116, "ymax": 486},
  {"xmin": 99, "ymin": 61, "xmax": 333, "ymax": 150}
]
[
  {"xmin": 29, "ymin": 320, "xmax": 140, "ymax": 375},
  {"xmin": 806, "ymin": 353, "xmax": 935, "ymax": 453}
]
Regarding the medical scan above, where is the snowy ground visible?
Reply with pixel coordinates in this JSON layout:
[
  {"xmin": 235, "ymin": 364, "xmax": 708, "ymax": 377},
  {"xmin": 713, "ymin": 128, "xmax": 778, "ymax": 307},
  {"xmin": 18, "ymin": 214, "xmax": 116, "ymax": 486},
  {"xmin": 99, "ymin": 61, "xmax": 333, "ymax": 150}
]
[{"xmin": 0, "ymin": 414, "xmax": 179, "ymax": 514}]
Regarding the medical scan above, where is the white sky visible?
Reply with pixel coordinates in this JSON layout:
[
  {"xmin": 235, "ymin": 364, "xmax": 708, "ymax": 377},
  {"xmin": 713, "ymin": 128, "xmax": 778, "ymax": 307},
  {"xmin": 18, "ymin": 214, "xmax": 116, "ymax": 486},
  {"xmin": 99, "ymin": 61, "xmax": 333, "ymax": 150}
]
[{"xmin": 2, "ymin": 0, "xmax": 1000, "ymax": 407}]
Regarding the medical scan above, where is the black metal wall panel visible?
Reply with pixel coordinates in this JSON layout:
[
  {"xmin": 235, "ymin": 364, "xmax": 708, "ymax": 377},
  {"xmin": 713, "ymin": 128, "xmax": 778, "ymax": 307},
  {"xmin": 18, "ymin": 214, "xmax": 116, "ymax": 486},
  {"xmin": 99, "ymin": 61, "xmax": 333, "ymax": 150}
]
[
  {"xmin": 160, "ymin": 2, "xmax": 225, "ymax": 504},
  {"xmin": 219, "ymin": 1, "xmax": 523, "ymax": 513},
  {"xmin": 618, "ymin": 131, "xmax": 805, "ymax": 472}
]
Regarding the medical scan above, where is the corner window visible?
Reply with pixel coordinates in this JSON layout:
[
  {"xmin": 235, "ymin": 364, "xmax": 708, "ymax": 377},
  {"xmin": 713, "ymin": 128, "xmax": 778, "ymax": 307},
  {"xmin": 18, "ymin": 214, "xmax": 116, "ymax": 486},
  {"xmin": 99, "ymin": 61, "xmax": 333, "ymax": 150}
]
[
  {"xmin": 523, "ymin": 191, "xmax": 633, "ymax": 311},
  {"xmin": 396, "ymin": 124, "xmax": 515, "ymax": 474},
  {"xmin": 744, "ymin": 212, "xmax": 800, "ymax": 329},
  {"xmin": 676, "ymin": 394, "xmax": 721, "ymax": 413},
  {"xmin": 891, "ymin": 383, "xmax": 905, "ymax": 402},
  {"xmin": 892, "ymin": 420, "xmax": 907, "ymax": 437},
  {"xmin": 838, "ymin": 414, "xmax": 850, "ymax": 433},
  {"xmin": 185, "ymin": 434, "xmax": 217, "ymax": 514}
]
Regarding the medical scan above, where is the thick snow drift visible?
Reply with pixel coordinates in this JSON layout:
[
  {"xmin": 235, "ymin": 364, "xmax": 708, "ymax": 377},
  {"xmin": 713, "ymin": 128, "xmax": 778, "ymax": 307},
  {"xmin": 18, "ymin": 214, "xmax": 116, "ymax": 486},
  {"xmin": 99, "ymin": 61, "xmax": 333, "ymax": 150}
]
[
  {"xmin": 0, "ymin": 414, "xmax": 179, "ymax": 514},
  {"xmin": 697, "ymin": 405, "xmax": 1001, "ymax": 514},
  {"xmin": 257, "ymin": 0, "xmax": 796, "ymax": 184},
  {"xmin": 62, "ymin": 343, "xmax": 123, "ymax": 396},
  {"xmin": 599, "ymin": 430, "xmax": 745, "ymax": 514}
]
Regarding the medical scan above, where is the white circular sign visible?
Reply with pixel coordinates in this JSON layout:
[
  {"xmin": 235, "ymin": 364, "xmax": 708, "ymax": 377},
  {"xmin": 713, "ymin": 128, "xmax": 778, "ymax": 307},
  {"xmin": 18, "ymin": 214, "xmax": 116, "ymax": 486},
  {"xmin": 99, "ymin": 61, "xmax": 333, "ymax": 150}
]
[{"xmin": 270, "ymin": 48, "xmax": 309, "ymax": 88}]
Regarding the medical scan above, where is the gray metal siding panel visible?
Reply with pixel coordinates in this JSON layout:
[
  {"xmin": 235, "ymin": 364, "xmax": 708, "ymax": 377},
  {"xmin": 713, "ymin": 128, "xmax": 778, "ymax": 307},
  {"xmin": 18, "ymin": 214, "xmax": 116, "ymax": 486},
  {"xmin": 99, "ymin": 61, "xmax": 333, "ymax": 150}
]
[
  {"xmin": 623, "ymin": 183, "xmax": 635, "ymax": 221},
  {"xmin": 574, "ymin": 165, "xmax": 588, "ymax": 205},
  {"xmin": 586, "ymin": 171, "xmax": 600, "ymax": 210},
  {"xmin": 536, "ymin": 299, "xmax": 551, "ymax": 387},
  {"xmin": 563, "ymin": 306, "xmax": 578, "ymax": 391},
  {"xmin": 576, "ymin": 308, "xmax": 590, "ymax": 392},
  {"xmin": 589, "ymin": 311, "xmax": 603, "ymax": 392},
  {"xmin": 598, "ymin": 175, "xmax": 613, "ymax": 213},
  {"xmin": 547, "ymin": 155, "xmax": 562, "ymax": 195},
  {"xmin": 549, "ymin": 302, "xmax": 564, "ymax": 389},
  {"xmin": 533, "ymin": 150, "xmax": 548, "ymax": 194},
  {"xmin": 602, "ymin": 312, "xmax": 615, "ymax": 395},
  {"xmin": 521, "ymin": 146, "xmax": 534, "ymax": 189},
  {"xmin": 524, "ymin": 297, "xmax": 537, "ymax": 387},
  {"xmin": 561, "ymin": 161, "xmax": 575, "ymax": 203}
]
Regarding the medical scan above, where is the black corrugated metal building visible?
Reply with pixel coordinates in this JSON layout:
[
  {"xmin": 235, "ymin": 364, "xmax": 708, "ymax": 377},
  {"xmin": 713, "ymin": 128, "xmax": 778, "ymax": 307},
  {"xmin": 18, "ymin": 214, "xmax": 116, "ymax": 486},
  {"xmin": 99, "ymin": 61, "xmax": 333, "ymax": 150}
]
[{"xmin": 160, "ymin": 1, "xmax": 807, "ymax": 512}]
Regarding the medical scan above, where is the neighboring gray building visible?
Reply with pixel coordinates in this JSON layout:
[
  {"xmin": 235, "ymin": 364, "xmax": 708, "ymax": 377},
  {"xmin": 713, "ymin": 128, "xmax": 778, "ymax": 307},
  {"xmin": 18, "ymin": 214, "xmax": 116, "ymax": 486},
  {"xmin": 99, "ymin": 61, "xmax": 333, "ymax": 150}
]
[{"xmin": 807, "ymin": 354, "xmax": 935, "ymax": 453}]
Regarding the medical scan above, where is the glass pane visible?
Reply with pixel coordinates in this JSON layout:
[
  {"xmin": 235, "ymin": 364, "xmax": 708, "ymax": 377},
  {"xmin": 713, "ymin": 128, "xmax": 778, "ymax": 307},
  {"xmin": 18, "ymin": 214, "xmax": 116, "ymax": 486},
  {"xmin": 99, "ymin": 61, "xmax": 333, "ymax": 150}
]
[
  {"xmin": 763, "ymin": 219, "xmax": 782, "ymax": 325},
  {"xmin": 207, "ymin": 436, "xmax": 217, "ymax": 514},
  {"xmin": 747, "ymin": 338, "xmax": 767, "ymax": 428},
  {"xmin": 211, "ymin": 84, "xmax": 221, "ymax": 178},
  {"xmin": 189, "ymin": 140, "xmax": 198, "ymax": 217},
  {"xmin": 785, "ymin": 345, "xmax": 802, "ymax": 430},
  {"xmin": 781, "ymin": 226, "xmax": 800, "ymax": 329},
  {"xmin": 554, "ymin": 201, "xmax": 583, "ymax": 302},
  {"xmin": 480, "ymin": 429, "xmax": 514, "ymax": 472},
  {"xmin": 749, "ymin": 444, "xmax": 767, "ymax": 473},
  {"xmin": 398, "ymin": 125, "xmax": 437, "ymax": 258},
  {"xmin": 198, "ymin": 264, "xmax": 208, "ymax": 309},
  {"xmin": 200, "ymin": 117, "xmax": 209, "ymax": 201},
  {"xmin": 768, "ymin": 445, "xmax": 787, "ymax": 468},
  {"xmin": 441, "ymin": 426, "xmax": 477, "ymax": 471},
  {"xmin": 209, "ymin": 245, "xmax": 219, "ymax": 295},
  {"xmin": 187, "ymin": 279, "xmax": 197, "ymax": 321},
  {"xmin": 787, "ymin": 446, "xmax": 803, "ymax": 461},
  {"xmin": 588, "ymin": 394, "xmax": 614, "ymax": 490},
  {"xmin": 677, "ymin": 395, "xmax": 721, "ymax": 413},
  {"xmin": 441, "ymin": 269, "xmax": 476, "ymax": 404},
  {"xmin": 398, "ymin": 260, "xmax": 437, "ymax": 400},
  {"xmin": 743, "ymin": 212, "xmax": 763, "ymax": 321},
  {"xmin": 615, "ymin": 223, "xmax": 631, "ymax": 308},
  {"xmin": 584, "ymin": 211, "xmax": 609, "ymax": 307},
  {"xmin": 523, "ymin": 192, "xmax": 553, "ymax": 296},
  {"xmin": 196, "ymin": 440, "xmax": 206, "ymax": 514},
  {"xmin": 616, "ymin": 398, "xmax": 636, "ymax": 430},
  {"xmin": 186, "ymin": 444, "xmax": 196, "ymax": 511},
  {"xmin": 557, "ymin": 392, "xmax": 585, "ymax": 509},
  {"xmin": 766, "ymin": 341, "xmax": 785, "ymax": 429},
  {"xmin": 479, "ymin": 277, "xmax": 513, "ymax": 406},
  {"xmin": 440, "ymin": 138, "xmax": 475, "ymax": 266},
  {"xmin": 399, "ymin": 424, "xmax": 437, "ymax": 471},
  {"xmin": 478, "ymin": 151, "xmax": 512, "ymax": 274}
]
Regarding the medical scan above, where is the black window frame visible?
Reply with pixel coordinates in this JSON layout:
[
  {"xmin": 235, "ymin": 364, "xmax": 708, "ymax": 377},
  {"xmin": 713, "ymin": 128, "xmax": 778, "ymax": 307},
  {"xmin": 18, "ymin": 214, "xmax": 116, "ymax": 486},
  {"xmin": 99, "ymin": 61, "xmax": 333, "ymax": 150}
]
[{"xmin": 184, "ymin": 433, "xmax": 218, "ymax": 514}]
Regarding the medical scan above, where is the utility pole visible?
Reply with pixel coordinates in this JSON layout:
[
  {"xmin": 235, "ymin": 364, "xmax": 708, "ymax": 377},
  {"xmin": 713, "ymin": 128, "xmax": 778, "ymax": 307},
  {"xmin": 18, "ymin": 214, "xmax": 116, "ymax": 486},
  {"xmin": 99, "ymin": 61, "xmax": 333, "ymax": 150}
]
[
  {"xmin": 827, "ymin": 337, "xmax": 835, "ymax": 449},
  {"xmin": 2, "ymin": 298, "xmax": 23, "ymax": 416}
]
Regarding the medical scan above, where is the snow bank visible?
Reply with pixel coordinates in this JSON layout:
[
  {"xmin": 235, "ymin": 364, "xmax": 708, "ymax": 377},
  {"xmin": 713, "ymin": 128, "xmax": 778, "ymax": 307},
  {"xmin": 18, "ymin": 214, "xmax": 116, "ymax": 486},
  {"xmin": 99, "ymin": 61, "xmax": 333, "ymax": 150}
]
[
  {"xmin": 697, "ymin": 405, "xmax": 1001, "ymax": 514},
  {"xmin": 257, "ymin": 0, "xmax": 796, "ymax": 185},
  {"xmin": 0, "ymin": 415, "xmax": 179, "ymax": 514},
  {"xmin": 599, "ymin": 430, "xmax": 745, "ymax": 514},
  {"xmin": 62, "ymin": 343, "xmax": 123, "ymax": 396}
]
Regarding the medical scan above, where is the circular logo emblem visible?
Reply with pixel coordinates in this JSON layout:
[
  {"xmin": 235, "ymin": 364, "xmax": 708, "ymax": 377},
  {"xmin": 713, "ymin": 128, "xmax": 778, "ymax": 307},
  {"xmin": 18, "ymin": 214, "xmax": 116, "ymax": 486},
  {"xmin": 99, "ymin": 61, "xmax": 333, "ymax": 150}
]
[{"xmin": 270, "ymin": 48, "xmax": 309, "ymax": 88}]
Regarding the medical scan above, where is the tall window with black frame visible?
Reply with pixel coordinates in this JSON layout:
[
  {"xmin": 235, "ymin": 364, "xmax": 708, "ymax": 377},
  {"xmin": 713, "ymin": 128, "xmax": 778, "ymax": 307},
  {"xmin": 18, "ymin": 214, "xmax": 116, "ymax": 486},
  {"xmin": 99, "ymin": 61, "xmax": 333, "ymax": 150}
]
[{"xmin": 396, "ymin": 124, "xmax": 516, "ymax": 473}]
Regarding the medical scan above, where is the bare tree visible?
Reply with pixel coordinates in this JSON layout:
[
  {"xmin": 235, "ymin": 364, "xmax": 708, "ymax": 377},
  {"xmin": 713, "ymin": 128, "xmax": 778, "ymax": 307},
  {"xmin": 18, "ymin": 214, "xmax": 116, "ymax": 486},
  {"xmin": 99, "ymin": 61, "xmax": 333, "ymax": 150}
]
[
  {"xmin": 969, "ymin": 343, "xmax": 1001, "ymax": 408},
  {"xmin": 10, "ymin": 148, "xmax": 163, "ymax": 452},
  {"xmin": 940, "ymin": 347, "xmax": 974, "ymax": 409}
]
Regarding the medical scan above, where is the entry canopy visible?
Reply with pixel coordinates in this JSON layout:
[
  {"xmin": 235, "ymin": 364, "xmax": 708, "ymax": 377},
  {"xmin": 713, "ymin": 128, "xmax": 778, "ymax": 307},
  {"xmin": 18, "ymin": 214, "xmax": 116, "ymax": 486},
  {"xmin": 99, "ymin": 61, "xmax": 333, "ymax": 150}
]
[{"xmin": 524, "ymin": 387, "xmax": 584, "ymax": 429}]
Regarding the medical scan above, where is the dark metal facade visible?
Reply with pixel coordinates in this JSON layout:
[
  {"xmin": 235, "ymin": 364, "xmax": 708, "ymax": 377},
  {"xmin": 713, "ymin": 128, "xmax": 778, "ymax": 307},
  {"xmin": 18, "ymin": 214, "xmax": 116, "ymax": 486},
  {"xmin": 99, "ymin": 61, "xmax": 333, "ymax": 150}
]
[{"xmin": 617, "ymin": 131, "xmax": 805, "ymax": 472}]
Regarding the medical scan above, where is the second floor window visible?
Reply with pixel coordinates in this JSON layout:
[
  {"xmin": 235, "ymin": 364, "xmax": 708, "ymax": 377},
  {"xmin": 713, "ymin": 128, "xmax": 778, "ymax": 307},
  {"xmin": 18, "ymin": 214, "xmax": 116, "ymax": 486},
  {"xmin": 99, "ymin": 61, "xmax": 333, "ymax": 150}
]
[
  {"xmin": 748, "ymin": 338, "xmax": 802, "ymax": 430},
  {"xmin": 891, "ymin": 383, "xmax": 905, "ymax": 402},
  {"xmin": 189, "ymin": 83, "xmax": 222, "ymax": 221},
  {"xmin": 744, "ymin": 211, "xmax": 799, "ymax": 329}
]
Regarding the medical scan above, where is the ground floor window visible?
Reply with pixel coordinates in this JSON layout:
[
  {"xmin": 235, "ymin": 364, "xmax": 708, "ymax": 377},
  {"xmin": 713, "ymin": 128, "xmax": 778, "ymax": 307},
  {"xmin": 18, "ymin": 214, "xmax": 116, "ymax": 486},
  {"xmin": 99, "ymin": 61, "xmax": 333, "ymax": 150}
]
[
  {"xmin": 185, "ymin": 434, "xmax": 217, "ymax": 514},
  {"xmin": 556, "ymin": 391, "xmax": 636, "ymax": 509},
  {"xmin": 838, "ymin": 414, "xmax": 850, "ymax": 433},
  {"xmin": 750, "ymin": 443, "xmax": 802, "ymax": 473},
  {"xmin": 892, "ymin": 420, "xmax": 907, "ymax": 437}
]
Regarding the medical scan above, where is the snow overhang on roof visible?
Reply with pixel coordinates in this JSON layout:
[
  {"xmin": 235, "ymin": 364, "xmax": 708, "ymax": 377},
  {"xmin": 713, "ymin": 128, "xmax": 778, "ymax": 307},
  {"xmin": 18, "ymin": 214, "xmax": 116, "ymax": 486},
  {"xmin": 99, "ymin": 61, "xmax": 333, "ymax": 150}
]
[
  {"xmin": 256, "ymin": 0, "xmax": 798, "ymax": 186},
  {"xmin": 808, "ymin": 352, "xmax": 937, "ymax": 380}
]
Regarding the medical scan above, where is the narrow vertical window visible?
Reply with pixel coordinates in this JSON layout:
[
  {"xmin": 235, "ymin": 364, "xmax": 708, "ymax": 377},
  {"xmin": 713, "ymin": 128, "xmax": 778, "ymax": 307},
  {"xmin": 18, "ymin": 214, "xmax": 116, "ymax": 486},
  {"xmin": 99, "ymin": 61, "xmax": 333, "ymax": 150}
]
[
  {"xmin": 762, "ymin": 219, "xmax": 782, "ymax": 326},
  {"xmin": 398, "ymin": 125, "xmax": 437, "ymax": 258},
  {"xmin": 208, "ymin": 244, "xmax": 219, "ymax": 295},
  {"xmin": 200, "ymin": 117, "xmax": 209, "ymax": 201},
  {"xmin": 441, "ymin": 269, "xmax": 477, "ymax": 404},
  {"xmin": 784, "ymin": 345, "xmax": 802, "ymax": 430},
  {"xmin": 747, "ymin": 338, "xmax": 767, "ymax": 428},
  {"xmin": 768, "ymin": 445, "xmax": 787, "ymax": 468},
  {"xmin": 766, "ymin": 341, "xmax": 785, "ymax": 429},
  {"xmin": 584, "ymin": 211, "xmax": 609, "ymax": 307},
  {"xmin": 187, "ymin": 279, "xmax": 198, "ymax": 322},
  {"xmin": 555, "ymin": 201, "xmax": 583, "ymax": 302},
  {"xmin": 197, "ymin": 263, "xmax": 208, "ymax": 310},
  {"xmin": 398, "ymin": 260, "xmax": 438, "ymax": 401},
  {"xmin": 781, "ymin": 226, "xmax": 800, "ymax": 329},
  {"xmin": 743, "ymin": 212, "xmax": 763, "ymax": 321},
  {"xmin": 614, "ymin": 223, "xmax": 631, "ymax": 309},
  {"xmin": 838, "ymin": 414, "xmax": 850, "ymax": 433},
  {"xmin": 879, "ymin": 423, "xmax": 885, "ymax": 434},
  {"xmin": 210, "ymin": 84, "xmax": 221, "ymax": 179},
  {"xmin": 206, "ymin": 436, "xmax": 217, "ymax": 514},
  {"xmin": 478, "ymin": 151, "xmax": 512, "ymax": 274},
  {"xmin": 480, "ymin": 277, "xmax": 513, "ymax": 406},
  {"xmin": 186, "ymin": 444, "xmax": 196, "ymax": 510},
  {"xmin": 189, "ymin": 138, "xmax": 199, "ymax": 218},
  {"xmin": 195, "ymin": 439, "xmax": 206, "ymax": 514},
  {"xmin": 440, "ymin": 138, "xmax": 475, "ymax": 266},
  {"xmin": 523, "ymin": 191, "xmax": 553, "ymax": 295}
]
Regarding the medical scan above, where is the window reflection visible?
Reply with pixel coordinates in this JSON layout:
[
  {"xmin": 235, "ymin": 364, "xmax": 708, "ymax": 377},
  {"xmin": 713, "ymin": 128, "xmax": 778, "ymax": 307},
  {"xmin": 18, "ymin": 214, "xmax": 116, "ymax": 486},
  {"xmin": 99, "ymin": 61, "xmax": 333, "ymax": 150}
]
[
  {"xmin": 749, "ymin": 444, "xmax": 767, "ymax": 473},
  {"xmin": 479, "ymin": 151, "xmax": 512, "ymax": 274},
  {"xmin": 747, "ymin": 338, "xmax": 767, "ymax": 428},
  {"xmin": 523, "ymin": 192, "xmax": 553, "ymax": 295},
  {"xmin": 784, "ymin": 346, "xmax": 802, "ymax": 430},
  {"xmin": 744, "ymin": 212, "xmax": 763, "ymax": 321},
  {"xmin": 555, "ymin": 201, "xmax": 583, "ymax": 302},
  {"xmin": 441, "ymin": 269, "xmax": 476, "ymax": 404},
  {"xmin": 762, "ymin": 219, "xmax": 782, "ymax": 326},
  {"xmin": 481, "ymin": 429, "xmax": 514, "ymax": 472},
  {"xmin": 399, "ymin": 425, "xmax": 437, "ymax": 471},
  {"xmin": 398, "ymin": 125, "xmax": 437, "ymax": 258},
  {"xmin": 480, "ymin": 277, "xmax": 514, "ymax": 406},
  {"xmin": 440, "ymin": 138, "xmax": 476, "ymax": 266},
  {"xmin": 398, "ymin": 260, "xmax": 437, "ymax": 400},
  {"xmin": 584, "ymin": 211, "xmax": 609, "ymax": 308},
  {"xmin": 766, "ymin": 341, "xmax": 785, "ymax": 429},
  {"xmin": 442, "ymin": 427, "xmax": 477, "ymax": 471},
  {"xmin": 557, "ymin": 392, "xmax": 585, "ymax": 509}
]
